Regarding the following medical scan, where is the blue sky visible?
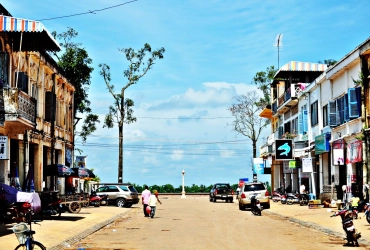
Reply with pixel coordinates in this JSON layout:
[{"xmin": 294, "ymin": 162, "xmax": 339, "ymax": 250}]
[{"xmin": 3, "ymin": 1, "xmax": 370, "ymax": 187}]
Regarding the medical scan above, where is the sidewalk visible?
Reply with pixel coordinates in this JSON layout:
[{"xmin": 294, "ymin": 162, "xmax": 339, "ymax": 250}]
[
  {"xmin": 265, "ymin": 200, "xmax": 370, "ymax": 246},
  {"xmin": 0, "ymin": 206, "xmax": 132, "ymax": 250}
]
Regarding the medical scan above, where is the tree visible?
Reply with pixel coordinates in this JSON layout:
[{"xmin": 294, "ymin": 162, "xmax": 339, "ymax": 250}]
[
  {"xmin": 318, "ymin": 59, "xmax": 337, "ymax": 66},
  {"xmin": 228, "ymin": 91, "xmax": 270, "ymax": 158},
  {"xmin": 251, "ymin": 65, "xmax": 277, "ymax": 107},
  {"xmin": 52, "ymin": 28, "xmax": 100, "ymax": 144},
  {"xmin": 99, "ymin": 43, "xmax": 165, "ymax": 183}
]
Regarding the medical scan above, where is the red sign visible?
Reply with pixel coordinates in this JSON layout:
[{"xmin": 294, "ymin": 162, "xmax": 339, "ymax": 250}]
[{"xmin": 238, "ymin": 180, "xmax": 244, "ymax": 187}]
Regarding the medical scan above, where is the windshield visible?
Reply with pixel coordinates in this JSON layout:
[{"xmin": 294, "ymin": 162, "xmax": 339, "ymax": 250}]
[{"xmin": 244, "ymin": 184, "xmax": 265, "ymax": 192}]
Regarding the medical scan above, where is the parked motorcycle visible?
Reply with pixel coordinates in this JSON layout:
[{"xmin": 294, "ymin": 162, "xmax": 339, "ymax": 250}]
[
  {"xmin": 84, "ymin": 191, "xmax": 109, "ymax": 207},
  {"xmin": 0, "ymin": 188, "xmax": 33, "ymax": 223},
  {"xmin": 250, "ymin": 193, "xmax": 262, "ymax": 216},
  {"xmin": 272, "ymin": 187, "xmax": 284, "ymax": 202},
  {"xmin": 40, "ymin": 191, "xmax": 65, "ymax": 217},
  {"xmin": 286, "ymin": 190, "xmax": 300, "ymax": 205},
  {"xmin": 280, "ymin": 193, "xmax": 287, "ymax": 204},
  {"xmin": 331, "ymin": 209, "xmax": 361, "ymax": 246},
  {"xmin": 362, "ymin": 202, "xmax": 370, "ymax": 224}
]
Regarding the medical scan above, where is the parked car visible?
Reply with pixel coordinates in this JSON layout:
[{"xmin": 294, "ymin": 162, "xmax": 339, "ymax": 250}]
[
  {"xmin": 95, "ymin": 183, "xmax": 139, "ymax": 208},
  {"xmin": 238, "ymin": 182, "xmax": 270, "ymax": 210},
  {"xmin": 209, "ymin": 183, "xmax": 234, "ymax": 202}
]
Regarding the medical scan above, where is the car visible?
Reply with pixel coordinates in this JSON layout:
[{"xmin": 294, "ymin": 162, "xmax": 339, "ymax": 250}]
[
  {"xmin": 209, "ymin": 183, "xmax": 234, "ymax": 202},
  {"xmin": 237, "ymin": 182, "xmax": 270, "ymax": 210},
  {"xmin": 95, "ymin": 183, "xmax": 140, "ymax": 208}
]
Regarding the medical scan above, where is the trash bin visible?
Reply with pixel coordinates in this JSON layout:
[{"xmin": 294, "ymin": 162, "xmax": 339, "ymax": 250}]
[{"xmin": 308, "ymin": 193, "xmax": 316, "ymax": 200}]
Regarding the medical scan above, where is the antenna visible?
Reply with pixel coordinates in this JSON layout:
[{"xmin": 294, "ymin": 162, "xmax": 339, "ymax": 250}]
[{"xmin": 274, "ymin": 34, "xmax": 283, "ymax": 68}]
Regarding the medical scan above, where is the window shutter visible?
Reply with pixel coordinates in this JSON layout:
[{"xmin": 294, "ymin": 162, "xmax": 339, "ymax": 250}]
[
  {"xmin": 348, "ymin": 88, "xmax": 359, "ymax": 118},
  {"xmin": 45, "ymin": 92, "xmax": 56, "ymax": 122},
  {"xmin": 328, "ymin": 100, "xmax": 337, "ymax": 127},
  {"xmin": 344, "ymin": 93, "xmax": 349, "ymax": 122},
  {"xmin": 298, "ymin": 112, "xmax": 302, "ymax": 134},
  {"xmin": 356, "ymin": 87, "xmax": 362, "ymax": 116},
  {"xmin": 278, "ymin": 126, "xmax": 284, "ymax": 138},
  {"xmin": 302, "ymin": 110, "xmax": 308, "ymax": 133}
]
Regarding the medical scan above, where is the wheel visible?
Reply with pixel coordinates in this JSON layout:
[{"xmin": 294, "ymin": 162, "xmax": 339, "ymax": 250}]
[
  {"xmin": 286, "ymin": 197, "xmax": 294, "ymax": 205},
  {"xmin": 366, "ymin": 213, "xmax": 370, "ymax": 224},
  {"xmin": 68, "ymin": 202, "xmax": 82, "ymax": 213},
  {"xmin": 272, "ymin": 195, "xmax": 279, "ymax": 202},
  {"xmin": 15, "ymin": 240, "xmax": 46, "ymax": 250},
  {"xmin": 212, "ymin": 197, "xmax": 216, "ymax": 202},
  {"xmin": 116, "ymin": 198, "xmax": 126, "ymax": 207},
  {"xmin": 125, "ymin": 203, "xmax": 133, "ymax": 208},
  {"xmin": 94, "ymin": 202, "xmax": 100, "ymax": 207},
  {"xmin": 209, "ymin": 196, "xmax": 213, "ymax": 202},
  {"xmin": 83, "ymin": 201, "xmax": 90, "ymax": 207},
  {"xmin": 100, "ymin": 199, "xmax": 108, "ymax": 206}
]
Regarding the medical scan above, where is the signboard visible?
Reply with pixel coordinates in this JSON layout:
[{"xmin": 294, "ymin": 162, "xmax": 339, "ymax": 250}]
[
  {"xmin": 275, "ymin": 139, "xmax": 293, "ymax": 160},
  {"xmin": 332, "ymin": 139, "xmax": 344, "ymax": 165},
  {"xmin": 302, "ymin": 158, "xmax": 313, "ymax": 173},
  {"xmin": 76, "ymin": 156, "xmax": 87, "ymax": 167},
  {"xmin": 0, "ymin": 136, "xmax": 8, "ymax": 159},
  {"xmin": 253, "ymin": 158, "xmax": 264, "ymax": 174},
  {"xmin": 315, "ymin": 133, "xmax": 330, "ymax": 155},
  {"xmin": 346, "ymin": 140, "xmax": 362, "ymax": 164}
]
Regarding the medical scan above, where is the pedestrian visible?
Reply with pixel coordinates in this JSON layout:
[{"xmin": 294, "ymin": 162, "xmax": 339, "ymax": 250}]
[
  {"xmin": 300, "ymin": 184, "xmax": 306, "ymax": 194},
  {"xmin": 148, "ymin": 190, "xmax": 162, "ymax": 218},
  {"xmin": 141, "ymin": 185, "xmax": 151, "ymax": 217}
]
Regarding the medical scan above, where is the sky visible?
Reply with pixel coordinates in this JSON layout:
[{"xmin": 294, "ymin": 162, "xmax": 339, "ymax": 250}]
[{"xmin": 3, "ymin": 1, "xmax": 370, "ymax": 187}]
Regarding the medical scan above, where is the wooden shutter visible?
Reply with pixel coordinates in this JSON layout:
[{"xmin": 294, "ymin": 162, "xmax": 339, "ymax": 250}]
[
  {"xmin": 348, "ymin": 88, "xmax": 359, "ymax": 118},
  {"xmin": 328, "ymin": 100, "xmax": 337, "ymax": 127},
  {"xmin": 45, "ymin": 92, "xmax": 56, "ymax": 122}
]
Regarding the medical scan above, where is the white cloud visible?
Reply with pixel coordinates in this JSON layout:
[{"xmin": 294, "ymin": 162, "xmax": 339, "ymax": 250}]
[{"xmin": 171, "ymin": 150, "xmax": 184, "ymax": 161}]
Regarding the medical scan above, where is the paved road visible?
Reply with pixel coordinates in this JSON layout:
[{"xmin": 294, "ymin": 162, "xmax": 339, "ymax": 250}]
[{"xmin": 68, "ymin": 196, "xmax": 368, "ymax": 250}]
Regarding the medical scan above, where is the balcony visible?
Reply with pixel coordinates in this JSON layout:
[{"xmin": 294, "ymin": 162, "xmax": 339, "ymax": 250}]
[
  {"xmin": 276, "ymin": 86, "xmax": 299, "ymax": 115},
  {"xmin": 1, "ymin": 87, "xmax": 36, "ymax": 130}
]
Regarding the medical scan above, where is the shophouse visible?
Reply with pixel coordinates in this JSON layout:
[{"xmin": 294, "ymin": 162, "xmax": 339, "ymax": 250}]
[
  {"xmin": 0, "ymin": 6, "xmax": 75, "ymax": 194},
  {"xmin": 261, "ymin": 37, "xmax": 370, "ymax": 202}
]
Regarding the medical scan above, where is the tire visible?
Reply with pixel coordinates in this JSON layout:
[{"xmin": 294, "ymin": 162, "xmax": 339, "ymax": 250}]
[
  {"xmin": 15, "ymin": 240, "xmax": 46, "ymax": 250},
  {"xmin": 100, "ymin": 199, "xmax": 108, "ymax": 206},
  {"xmin": 212, "ymin": 198, "xmax": 216, "ymax": 203},
  {"xmin": 272, "ymin": 196, "xmax": 279, "ymax": 202},
  {"xmin": 116, "ymin": 198, "xmax": 126, "ymax": 207},
  {"xmin": 286, "ymin": 197, "xmax": 294, "ymax": 205},
  {"xmin": 68, "ymin": 202, "xmax": 82, "ymax": 213},
  {"xmin": 125, "ymin": 203, "xmax": 133, "ymax": 208},
  {"xmin": 83, "ymin": 201, "xmax": 90, "ymax": 207},
  {"xmin": 209, "ymin": 196, "xmax": 213, "ymax": 202}
]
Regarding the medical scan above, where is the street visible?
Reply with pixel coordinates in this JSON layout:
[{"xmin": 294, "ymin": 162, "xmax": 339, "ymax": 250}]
[{"xmin": 68, "ymin": 196, "xmax": 363, "ymax": 250}]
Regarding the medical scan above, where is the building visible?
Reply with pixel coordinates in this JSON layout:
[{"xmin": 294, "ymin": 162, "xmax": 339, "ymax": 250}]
[{"xmin": 0, "ymin": 5, "xmax": 75, "ymax": 194}]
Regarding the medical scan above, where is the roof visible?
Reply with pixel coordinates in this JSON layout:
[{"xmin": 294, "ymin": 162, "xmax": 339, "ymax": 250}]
[{"xmin": 0, "ymin": 15, "xmax": 61, "ymax": 52}]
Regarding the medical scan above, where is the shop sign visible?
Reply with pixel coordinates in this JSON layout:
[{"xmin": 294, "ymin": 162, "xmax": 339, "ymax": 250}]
[
  {"xmin": 302, "ymin": 158, "xmax": 313, "ymax": 173},
  {"xmin": 289, "ymin": 160, "xmax": 296, "ymax": 169},
  {"xmin": 346, "ymin": 140, "xmax": 362, "ymax": 164},
  {"xmin": 275, "ymin": 139, "xmax": 293, "ymax": 161},
  {"xmin": 332, "ymin": 139, "xmax": 344, "ymax": 165},
  {"xmin": 315, "ymin": 133, "xmax": 330, "ymax": 155},
  {"xmin": 0, "ymin": 136, "xmax": 8, "ymax": 159}
]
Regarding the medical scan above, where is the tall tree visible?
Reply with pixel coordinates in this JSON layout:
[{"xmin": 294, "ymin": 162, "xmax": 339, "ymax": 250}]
[
  {"xmin": 228, "ymin": 91, "xmax": 269, "ymax": 158},
  {"xmin": 251, "ymin": 65, "xmax": 277, "ymax": 107},
  {"xmin": 99, "ymin": 43, "xmax": 165, "ymax": 183},
  {"xmin": 52, "ymin": 28, "xmax": 100, "ymax": 144}
]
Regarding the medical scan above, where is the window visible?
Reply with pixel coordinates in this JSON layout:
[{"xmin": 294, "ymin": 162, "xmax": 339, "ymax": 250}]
[
  {"xmin": 291, "ymin": 117, "xmax": 298, "ymax": 134},
  {"xmin": 311, "ymin": 101, "xmax": 318, "ymax": 126},
  {"xmin": 323, "ymin": 105, "xmax": 328, "ymax": 127}
]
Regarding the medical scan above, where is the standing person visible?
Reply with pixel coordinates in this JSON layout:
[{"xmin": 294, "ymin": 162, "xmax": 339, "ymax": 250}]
[
  {"xmin": 300, "ymin": 184, "xmax": 306, "ymax": 194},
  {"xmin": 148, "ymin": 190, "xmax": 162, "ymax": 218},
  {"xmin": 141, "ymin": 185, "xmax": 151, "ymax": 217}
]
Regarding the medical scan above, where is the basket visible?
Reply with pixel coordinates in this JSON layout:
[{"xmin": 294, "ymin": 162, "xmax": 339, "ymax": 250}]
[{"xmin": 12, "ymin": 223, "xmax": 29, "ymax": 244}]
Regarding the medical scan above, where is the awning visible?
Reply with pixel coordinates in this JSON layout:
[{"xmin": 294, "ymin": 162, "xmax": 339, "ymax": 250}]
[
  {"xmin": 71, "ymin": 167, "xmax": 96, "ymax": 178},
  {"xmin": 0, "ymin": 15, "xmax": 61, "ymax": 52},
  {"xmin": 44, "ymin": 164, "xmax": 74, "ymax": 177}
]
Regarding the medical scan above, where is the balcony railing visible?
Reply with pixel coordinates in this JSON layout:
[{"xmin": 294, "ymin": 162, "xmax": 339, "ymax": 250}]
[{"xmin": 2, "ymin": 87, "xmax": 36, "ymax": 124}]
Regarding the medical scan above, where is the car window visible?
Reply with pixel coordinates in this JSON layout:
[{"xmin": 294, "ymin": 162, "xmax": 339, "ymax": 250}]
[
  {"xmin": 128, "ymin": 186, "xmax": 137, "ymax": 192},
  {"xmin": 244, "ymin": 184, "xmax": 265, "ymax": 192},
  {"xmin": 96, "ymin": 187, "xmax": 107, "ymax": 192},
  {"xmin": 107, "ymin": 186, "xmax": 120, "ymax": 192},
  {"xmin": 119, "ymin": 186, "xmax": 129, "ymax": 191}
]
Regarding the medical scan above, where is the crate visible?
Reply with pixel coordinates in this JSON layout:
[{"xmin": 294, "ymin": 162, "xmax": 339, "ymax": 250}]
[{"xmin": 12, "ymin": 223, "xmax": 28, "ymax": 244}]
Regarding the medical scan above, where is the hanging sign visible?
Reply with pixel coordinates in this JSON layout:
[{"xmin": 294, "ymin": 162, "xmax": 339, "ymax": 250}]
[
  {"xmin": 302, "ymin": 158, "xmax": 313, "ymax": 173},
  {"xmin": 0, "ymin": 136, "xmax": 8, "ymax": 159},
  {"xmin": 275, "ymin": 139, "xmax": 293, "ymax": 160},
  {"xmin": 346, "ymin": 140, "xmax": 362, "ymax": 164}
]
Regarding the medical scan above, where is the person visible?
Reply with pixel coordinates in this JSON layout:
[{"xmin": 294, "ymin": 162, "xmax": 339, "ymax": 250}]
[
  {"xmin": 148, "ymin": 190, "xmax": 162, "ymax": 218},
  {"xmin": 141, "ymin": 185, "xmax": 151, "ymax": 217},
  {"xmin": 300, "ymin": 184, "xmax": 306, "ymax": 194},
  {"xmin": 350, "ymin": 196, "xmax": 360, "ymax": 209}
]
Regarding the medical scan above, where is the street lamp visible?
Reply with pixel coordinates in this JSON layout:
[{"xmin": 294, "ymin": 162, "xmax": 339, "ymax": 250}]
[{"xmin": 181, "ymin": 169, "xmax": 186, "ymax": 198}]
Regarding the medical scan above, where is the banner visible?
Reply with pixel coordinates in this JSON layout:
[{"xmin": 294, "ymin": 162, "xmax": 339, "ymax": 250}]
[
  {"xmin": 253, "ymin": 158, "xmax": 264, "ymax": 174},
  {"xmin": 346, "ymin": 140, "xmax": 362, "ymax": 164}
]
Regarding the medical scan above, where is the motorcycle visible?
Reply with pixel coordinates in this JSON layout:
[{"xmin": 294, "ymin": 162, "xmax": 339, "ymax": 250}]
[
  {"xmin": 84, "ymin": 191, "xmax": 109, "ymax": 207},
  {"xmin": 250, "ymin": 193, "xmax": 262, "ymax": 216},
  {"xmin": 40, "ymin": 191, "xmax": 65, "ymax": 217},
  {"xmin": 363, "ymin": 202, "xmax": 370, "ymax": 224},
  {"xmin": 280, "ymin": 193, "xmax": 287, "ymax": 204},
  {"xmin": 272, "ymin": 187, "xmax": 284, "ymax": 202},
  {"xmin": 0, "ymin": 188, "xmax": 33, "ymax": 223},
  {"xmin": 331, "ymin": 209, "xmax": 361, "ymax": 246},
  {"xmin": 286, "ymin": 190, "xmax": 300, "ymax": 205}
]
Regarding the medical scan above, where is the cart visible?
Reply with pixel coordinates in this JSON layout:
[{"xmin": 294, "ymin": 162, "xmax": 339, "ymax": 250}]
[{"xmin": 59, "ymin": 193, "xmax": 89, "ymax": 213}]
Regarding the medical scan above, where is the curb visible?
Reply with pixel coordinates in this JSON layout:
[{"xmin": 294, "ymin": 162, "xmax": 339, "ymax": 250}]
[
  {"xmin": 264, "ymin": 210, "xmax": 370, "ymax": 247},
  {"xmin": 48, "ymin": 210, "xmax": 130, "ymax": 250}
]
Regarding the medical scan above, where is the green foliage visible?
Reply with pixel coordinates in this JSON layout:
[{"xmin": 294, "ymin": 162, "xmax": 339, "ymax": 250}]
[
  {"xmin": 52, "ymin": 27, "xmax": 100, "ymax": 144},
  {"xmin": 352, "ymin": 71, "xmax": 366, "ymax": 87},
  {"xmin": 251, "ymin": 65, "xmax": 277, "ymax": 107},
  {"xmin": 318, "ymin": 59, "xmax": 337, "ymax": 66}
]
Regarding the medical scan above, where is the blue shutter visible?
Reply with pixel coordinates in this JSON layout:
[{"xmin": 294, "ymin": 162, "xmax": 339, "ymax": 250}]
[
  {"xmin": 302, "ymin": 110, "xmax": 308, "ymax": 133},
  {"xmin": 356, "ymin": 87, "xmax": 362, "ymax": 117},
  {"xmin": 344, "ymin": 93, "xmax": 349, "ymax": 122},
  {"xmin": 298, "ymin": 112, "xmax": 303, "ymax": 134},
  {"xmin": 336, "ymin": 98, "xmax": 343, "ymax": 125},
  {"xmin": 278, "ymin": 126, "xmax": 284, "ymax": 138},
  {"xmin": 348, "ymin": 88, "xmax": 359, "ymax": 118},
  {"xmin": 328, "ymin": 100, "xmax": 337, "ymax": 127}
]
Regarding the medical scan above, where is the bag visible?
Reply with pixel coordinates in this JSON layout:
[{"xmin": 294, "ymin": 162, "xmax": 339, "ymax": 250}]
[{"xmin": 146, "ymin": 206, "xmax": 151, "ymax": 214}]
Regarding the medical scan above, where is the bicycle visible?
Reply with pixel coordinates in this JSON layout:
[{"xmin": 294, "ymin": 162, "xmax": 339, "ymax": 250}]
[{"xmin": 12, "ymin": 219, "xmax": 46, "ymax": 250}]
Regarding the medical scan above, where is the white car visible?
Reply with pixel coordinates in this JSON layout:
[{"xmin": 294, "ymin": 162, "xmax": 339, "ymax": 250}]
[{"xmin": 238, "ymin": 182, "xmax": 270, "ymax": 210}]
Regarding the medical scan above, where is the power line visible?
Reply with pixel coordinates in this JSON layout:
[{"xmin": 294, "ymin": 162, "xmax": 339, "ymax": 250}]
[{"xmin": 37, "ymin": 0, "xmax": 138, "ymax": 21}]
